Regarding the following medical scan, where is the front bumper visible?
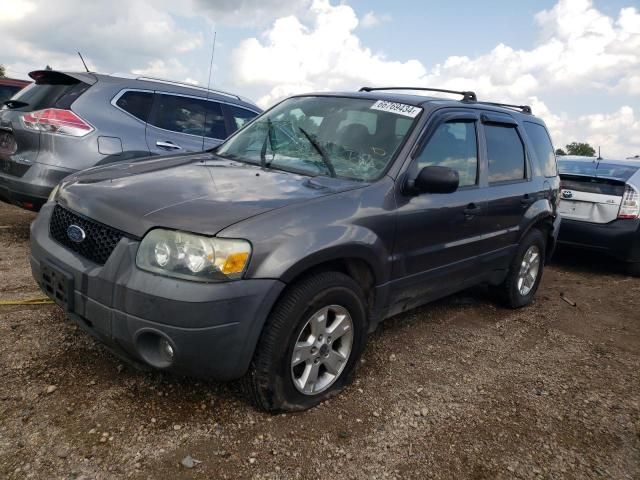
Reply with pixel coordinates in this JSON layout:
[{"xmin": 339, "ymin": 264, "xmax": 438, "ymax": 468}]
[
  {"xmin": 0, "ymin": 162, "xmax": 74, "ymax": 211},
  {"xmin": 30, "ymin": 203, "xmax": 285, "ymax": 380},
  {"xmin": 558, "ymin": 217, "xmax": 640, "ymax": 263}
]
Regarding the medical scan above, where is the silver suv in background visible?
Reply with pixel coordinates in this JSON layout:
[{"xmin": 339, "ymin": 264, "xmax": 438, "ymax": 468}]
[
  {"xmin": 0, "ymin": 70, "xmax": 261, "ymax": 210},
  {"xmin": 557, "ymin": 155, "xmax": 640, "ymax": 275}
]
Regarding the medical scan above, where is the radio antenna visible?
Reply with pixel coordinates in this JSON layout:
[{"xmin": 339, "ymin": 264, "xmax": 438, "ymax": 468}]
[
  {"xmin": 202, "ymin": 31, "xmax": 217, "ymax": 150},
  {"xmin": 77, "ymin": 52, "xmax": 90, "ymax": 72}
]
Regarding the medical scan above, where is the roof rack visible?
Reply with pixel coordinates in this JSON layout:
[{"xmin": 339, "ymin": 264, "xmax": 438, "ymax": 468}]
[
  {"xmin": 476, "ymin": 101, "xmax": 532, "ymax": 114},
  {"xmin": 359, "ymin": 87, "xmax": 533, "ymax": 114},
  {"xmin": 359, "ymin": 86, "xmax": 477, "ymax": 102},
  {"xmin": 136, "ymin": 76, "xmax": 241, "ymax": 100}
]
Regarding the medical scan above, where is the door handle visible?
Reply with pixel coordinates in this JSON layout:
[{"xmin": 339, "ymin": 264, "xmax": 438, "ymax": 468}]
[
  {"xmin": 520, "ymin": 194, "xmax": 536, "ymax": 207},
  {"xmin": 463, "ymin": 203, "xmax": 482, "ymax": 217},
  {"xmin": 156, "ymin": 140, "xmax": 182, "ymax": 150}
]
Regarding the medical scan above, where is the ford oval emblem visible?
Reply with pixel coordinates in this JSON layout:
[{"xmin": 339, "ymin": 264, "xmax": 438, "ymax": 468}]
[
  {"xmin": 561, "ymin": 190, "xmax": 573, "ymax": 199},
  {"xmin": 67, "ymin": 224, "xmax": 86, "ymax": 243}
]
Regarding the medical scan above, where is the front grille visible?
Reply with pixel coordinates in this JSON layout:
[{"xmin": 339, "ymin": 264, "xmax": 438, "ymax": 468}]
[{"xmin": 49, "ymin": 204, "xmax": 131, "ymax": 265}]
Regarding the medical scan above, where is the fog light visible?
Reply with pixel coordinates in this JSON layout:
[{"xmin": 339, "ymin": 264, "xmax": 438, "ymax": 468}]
[{"xmin": 160, "ymin": 338, "xmax": 174, "ymax": 359}]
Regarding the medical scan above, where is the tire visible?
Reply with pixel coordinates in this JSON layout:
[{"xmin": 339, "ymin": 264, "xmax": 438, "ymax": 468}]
[
  {"xmin": 243, "ymin": 271, "xmax": 368, "ymax": 412},
  {"xmin": 493, "ymin": 229, "xmax": 546, "ymax": 309},
  {"xmin": 626, "ymin": 262, "xmax": 640, "ymax": 277}
]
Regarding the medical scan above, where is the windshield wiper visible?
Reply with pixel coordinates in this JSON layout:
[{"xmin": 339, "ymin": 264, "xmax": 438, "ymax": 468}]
[
  {"xmin": 298, "ymin": 127, "xmax": 336, "ymax": 178},
  {"xmin": 260, "ymin": 118, "xmax": 275, "ymax": 169}
]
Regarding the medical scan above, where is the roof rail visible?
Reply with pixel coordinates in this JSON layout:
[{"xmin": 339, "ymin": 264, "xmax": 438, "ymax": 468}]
[
  {"xmin": 359, "ymin": 86, "xmax": 477, "ymax": 102},
  {"xmin": 136, "ymin": 76, "xmax": 241, "ymax": 100},
  {"xmin": 476, "ymin": 101, "xmax": 532, "ymax": 114}
]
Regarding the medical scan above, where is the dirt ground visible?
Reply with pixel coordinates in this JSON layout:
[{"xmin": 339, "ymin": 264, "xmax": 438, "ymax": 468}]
[{"xmin": 0, "ymin": 202, "xmax": 638, "ymax": 480}]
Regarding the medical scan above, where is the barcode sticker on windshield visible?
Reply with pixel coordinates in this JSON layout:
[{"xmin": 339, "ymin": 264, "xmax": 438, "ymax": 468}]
[{"xmin": 370, "ymin": 100, "xmax": 422, "ymax": 118}]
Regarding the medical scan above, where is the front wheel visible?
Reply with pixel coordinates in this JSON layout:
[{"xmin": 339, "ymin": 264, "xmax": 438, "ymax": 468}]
[
  {"xmin": 243, "ymin": 271, "xmax": 368, "ymax": 412},
  {"xmin": 626, "ymin": 261, "xmax": 640, "ymax": 277},
  {"xmin": 493, "ymin": 229, "xmax": 546, "ymax": 308}
]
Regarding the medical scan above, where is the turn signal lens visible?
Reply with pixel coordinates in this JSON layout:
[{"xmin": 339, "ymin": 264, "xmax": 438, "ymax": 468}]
[
  {"xmin": 222, "ymin": 252, "xmax": 250, "ymax": 275},
  {"xmin": 618, "ymin": 185, "xmax": 640, "ymax": 219},
  {"xmin": 22, "ymin": 108, "xmax": 93, "ymax": 137}
]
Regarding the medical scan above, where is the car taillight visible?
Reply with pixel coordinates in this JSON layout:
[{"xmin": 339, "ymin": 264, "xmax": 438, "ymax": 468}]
[
  {"xmin": 21, "ymin": 108, "xmax": 93, "ymax": 137},
  {"xmin": 618, "ymin": 185, "xmax": 640, "ymax": 219}
]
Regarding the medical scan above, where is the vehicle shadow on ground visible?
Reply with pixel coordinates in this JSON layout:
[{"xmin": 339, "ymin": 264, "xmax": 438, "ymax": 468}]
[{"xmin": 550, "ymin": 246, "xmax": 629, "ymax": 276}]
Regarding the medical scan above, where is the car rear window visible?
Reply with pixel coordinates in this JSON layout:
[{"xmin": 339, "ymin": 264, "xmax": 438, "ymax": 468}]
[
  {"xmin": 0, "ymin": 85, "xmax": 23, "ymax": 103},
  {"xmin": 560, "ymin": 177, "xmax": 626, "ymax": 196},
  {"xmin": 558, "ymin": 160, "xmax": 639, "ymax": 182},
  {"xmin": 485, "ymin": 124, "xmax": 526, "ymax": 183},
  {"xmin": 9, "ymin": 81, "xmax": 90, "ymax": 110},
  {"xmin": 115, "ymin": 91, "xmax": 153, "ymax": 122},
  {"xmin": 523, "ymin": 122, "xmax": 557, "ymax": 177}
]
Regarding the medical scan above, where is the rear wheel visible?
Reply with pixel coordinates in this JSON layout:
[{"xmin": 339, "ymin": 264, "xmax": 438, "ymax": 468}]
[
  {"xmin": 243, "ymin": 271, "xmax": 368, "ymax": 412},
  {"xmin": 493, "ymin": 229, "xmax": 546, "ymax": 308}
]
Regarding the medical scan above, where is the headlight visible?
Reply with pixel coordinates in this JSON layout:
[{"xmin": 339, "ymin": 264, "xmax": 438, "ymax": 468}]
[
  {"xmin": 136, "ymin": 229, "xmax": 251, "ymax": 282},
  {"xmin": 48, "ymin": 184, "xmax": 60, "ymax": 203}
]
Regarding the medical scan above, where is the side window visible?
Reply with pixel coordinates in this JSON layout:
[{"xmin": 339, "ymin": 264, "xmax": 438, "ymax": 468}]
[
  {"xmin": 204, "ymin": 101, "xmax": 227, "ymax": 139},
  {"xmin": 485, "ymin": 124, "xmax": 526, "ymax": 183},
  {"xmin": 416, "ymin": 121, "xmax": 478, "ymax": 187},
  {"xmin": 150, "ymin": 94, "xmax": 208, "ymax": 136},
  {"xmin": 523, "ymin": 122, "xmax": 557, "ymax": 177},
  {"xmin": 115, "ymin": 91, "xmax": 153, "ymax": 122},
  {"xmin": 226, "ymin": 105, "xmax": 258, "ymax": 132}
]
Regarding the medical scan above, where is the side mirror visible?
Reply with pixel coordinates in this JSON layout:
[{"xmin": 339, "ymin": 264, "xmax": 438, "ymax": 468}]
[{"xmin": 410, "ymin": 166, "xmax": 459, "ymax": 194}]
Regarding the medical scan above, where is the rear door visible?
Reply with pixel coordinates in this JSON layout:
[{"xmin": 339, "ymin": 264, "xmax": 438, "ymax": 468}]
[
  {"xmin": 145, "ymin": 92, "xmax": 229, "ymax": 155},
  {"xmin": 482, "ymin": 113, "xmax": 533, "ymax": 255}
]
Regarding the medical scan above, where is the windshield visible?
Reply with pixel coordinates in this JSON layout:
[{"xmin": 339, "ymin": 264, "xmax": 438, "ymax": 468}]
[{"xmin": 216, "ymin": 96, "xmax": 421, "ymax": 181}]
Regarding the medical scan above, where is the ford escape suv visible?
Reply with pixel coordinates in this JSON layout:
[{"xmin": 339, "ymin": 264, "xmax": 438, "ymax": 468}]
[
  {"xmin": 557, "ymin": 155, "xmax": 640, "ymax": 275},
  {"xmin": 0, "ymin": 69, "xmax": 260, "ymax": 210},
  {"xmin": 30, "ymin": 87, "xmax": 560, "ymax": 411}
]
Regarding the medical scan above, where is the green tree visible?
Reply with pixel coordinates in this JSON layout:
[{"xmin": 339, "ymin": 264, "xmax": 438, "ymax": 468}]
[
  {"xmin": 555, "ymin": 148, "xmax": 566, "ymax": 156},
  {"xmin": 0, "ymin": 65, "xmax": 5, "ymax": 78},
  {"xmin": 565, "ymin": 142, "xmax": 596, "ymax": 157}
]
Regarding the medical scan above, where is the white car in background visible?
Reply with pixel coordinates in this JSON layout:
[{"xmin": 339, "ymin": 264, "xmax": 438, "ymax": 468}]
[{"xmin": 557, "ymin": 156, "xmax": 640, "ymax": 276}]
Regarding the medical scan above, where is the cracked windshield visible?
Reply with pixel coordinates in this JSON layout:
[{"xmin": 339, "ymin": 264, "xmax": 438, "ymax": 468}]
[{"xmin": 216, "ymin": 96, "xmax": 421, "ymax": 181}]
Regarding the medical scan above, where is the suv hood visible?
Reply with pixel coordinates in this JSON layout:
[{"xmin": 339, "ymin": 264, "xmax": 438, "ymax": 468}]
[{"xmin": 56, "ymin": 153, "xmax": 363, "ymax": 238}]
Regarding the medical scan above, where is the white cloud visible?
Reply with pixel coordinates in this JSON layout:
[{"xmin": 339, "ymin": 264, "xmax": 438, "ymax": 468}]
[
  {"xmin": 232, "ymin": 0, "xmax": 640, "ymax": 157},
  {"xmin": 0, "ymin": 0, "xmax": 203, "ymax": 78},
  {"xmin": 360, "ymin": 11, "xmax": 391, "ymax": 29},
  {"xmin": 191, "ymin": 0, "xmax": 309, "ymax": 26}
]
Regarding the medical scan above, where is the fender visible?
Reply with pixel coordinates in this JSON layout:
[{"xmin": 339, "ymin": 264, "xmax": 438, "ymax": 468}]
[{"xmin": 248, "ymin": 224, "xmax": 391, "ymax": 285}]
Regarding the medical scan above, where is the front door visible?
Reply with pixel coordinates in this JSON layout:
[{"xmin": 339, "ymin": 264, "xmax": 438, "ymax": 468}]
[{"xmin": 390, "ymin": 112, "xmax": 493, "ymax": 310}]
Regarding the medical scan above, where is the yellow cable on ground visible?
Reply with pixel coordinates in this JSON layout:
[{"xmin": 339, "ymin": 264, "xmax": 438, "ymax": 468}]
[{"xmin": 0, "ymin": 297, "xmax": 55, "ymax": 305}]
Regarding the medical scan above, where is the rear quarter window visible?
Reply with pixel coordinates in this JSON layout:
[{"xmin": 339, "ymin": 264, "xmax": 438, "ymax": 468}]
[{"xmin": 524, "ymin": 122, "xmax": 557, "ymax": 177}]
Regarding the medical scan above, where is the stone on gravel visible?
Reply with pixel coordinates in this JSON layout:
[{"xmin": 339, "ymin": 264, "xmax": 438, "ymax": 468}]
[
  {"xmin": 180, "ymin": 455, "xmax": 201, "ymax": 468},
  {"xmin": 45, "ymin": 385, "xmax": 57, "ymax": 394}
]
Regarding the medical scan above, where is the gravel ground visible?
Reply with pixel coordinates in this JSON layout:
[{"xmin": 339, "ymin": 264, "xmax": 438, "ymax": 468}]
[{"xmin": 0, "ymin": 202, "xmax": 638, "ymax": 480}]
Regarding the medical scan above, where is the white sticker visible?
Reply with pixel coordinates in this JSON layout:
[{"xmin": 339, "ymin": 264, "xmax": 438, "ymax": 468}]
[{"xmin": 370, "ymin": 100, "xmax": 422, "ymax": 118}]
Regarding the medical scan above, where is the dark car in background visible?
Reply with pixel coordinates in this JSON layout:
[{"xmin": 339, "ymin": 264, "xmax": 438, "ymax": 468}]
[
  {"xmin": 0, "ymin": 70, "xmax": 260, "ymax": 210},
  {"xmin": 557, "ymin": 155, "xmax": 640, "ymax": 275},
  {"xmin": 30, "ymin": 87, "xmax": 560, "ymax": 411},
  {"xmin": 0, "ymin": 77, "xmax": 31, "ymax": 104}
]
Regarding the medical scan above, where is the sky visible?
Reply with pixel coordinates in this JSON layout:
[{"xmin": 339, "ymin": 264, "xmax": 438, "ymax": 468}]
[{"xmin": 1, "ymin": 0, "xmax": 639, "ymax": 157}]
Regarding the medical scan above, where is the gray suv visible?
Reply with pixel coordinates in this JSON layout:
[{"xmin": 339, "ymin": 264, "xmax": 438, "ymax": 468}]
[
  {"xmin": 30, "ymin": 87, "xmax": 560, "ymax": 411},
  {"xmin": 0, "ymin": 70, "xmax": 260, "ymax": 210}
]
